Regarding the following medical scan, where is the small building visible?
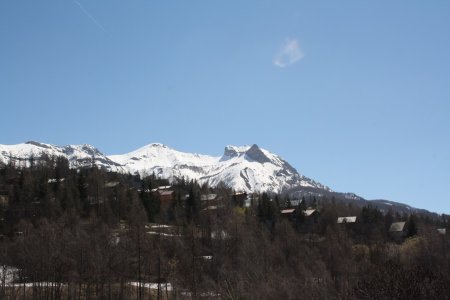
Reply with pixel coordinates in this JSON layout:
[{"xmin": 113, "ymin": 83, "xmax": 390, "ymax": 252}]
[
  {"xmin": 295, "ymin": 208, "xmax": 320, "ymax": 232},
  {"xmin": 200, "ymin": 194, "xmax": 222, "ymax": 210},
  {"xmin": 201, "ymin": 193, "xmax": 218, "ymax": 202},
  {"xmin": 303, "ymin": 208, "xmax": 320, "ymax": 224},
  {"xmin": 303, "ymin": 209, "xmax": 317, "ymax": 217},
  {"xmin": 337, "ymin": 216, "xmax": 357, "ymax": 224},
  {"xmin": 437, "ymin": 228, "xmax": 446, "ymax": 235},
  {"xmin": 158, "ymin": 190, "xmax": 175, "ymax": 219},
  {"xmin": 150, "ymin": 186, "xmax": 172, "ymax": 193},
  {"xmin": 389, "ymin": 221, "xmax": 407, "ymax": 241},
  {"xmin": 281, "ymin": 208, "xmax": 296, "ymax": 215},
  {"xmin": 280, "ymin": 208, "xmax": 297, "ymax": 222},
  {"xmin": 232, "ymin": 192, "xmax": 248, "ymax": 207},
  {"xmin": 389, "ymin": 221, "xmax": 406, "ymax": 232},
  {"xmin": 151, "ymin": 187, "xmax": 175, "ymax": 213},
  {"xmin": 158, "ymin": 190, "xmax": 175, "ymax": 207}
]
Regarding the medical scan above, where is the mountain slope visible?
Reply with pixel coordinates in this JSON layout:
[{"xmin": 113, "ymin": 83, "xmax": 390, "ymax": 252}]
[
  {"xmin": 109, "ymin": 143, "xmax": 332, "ymax": 194},
  {"xmin": 0, "ymin": 141, "xmax": 438, "ymax": 215},
  {"xmin": 0, "ymin": 141, "xmax": 331, "ymax": 194},
  {"xmin": 0, "ymin": 142, "xmax": 440, "ymax": 213},
  {"xmin": 0, "ymin": 141, "xmax": 123, "ymax": 172}
]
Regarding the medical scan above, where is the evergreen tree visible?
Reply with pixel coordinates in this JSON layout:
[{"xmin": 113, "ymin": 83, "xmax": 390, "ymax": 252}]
[{"xmin": 406, "ymin": 214, "xmax": 418, "ymax": 237}]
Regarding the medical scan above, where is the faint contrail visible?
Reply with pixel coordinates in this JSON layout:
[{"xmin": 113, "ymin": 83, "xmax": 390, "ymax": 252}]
[{"xmin": 73, "ymin": 0, "xmax": 107, "ymax": 33}]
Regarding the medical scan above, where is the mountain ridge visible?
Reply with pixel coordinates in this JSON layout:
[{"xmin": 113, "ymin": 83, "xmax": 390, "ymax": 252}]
[
  {"xmin": 109, "ymin": 142, "xmax": 333, "ymax": 194},
  {"xmin": 0, "ymin": 141, "xmax": 438, "ymax": 216},
  {"xmin": 1, "ymin": 141, "xmax": 331, "ymax": 195}
]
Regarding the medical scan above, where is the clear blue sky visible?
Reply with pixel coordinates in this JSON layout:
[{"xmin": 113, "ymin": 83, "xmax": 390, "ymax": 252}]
[{"xmin": 1, "ymin": 1, "xmax": 449, "ymax": 213}]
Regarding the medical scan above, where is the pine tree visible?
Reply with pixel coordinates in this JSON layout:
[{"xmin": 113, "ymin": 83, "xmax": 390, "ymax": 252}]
[{"xmin": 406, "ymin": 214, "xmax": 418, "ymax": 237}]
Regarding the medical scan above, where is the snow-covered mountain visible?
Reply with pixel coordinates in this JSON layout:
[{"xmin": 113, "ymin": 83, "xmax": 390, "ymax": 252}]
[
  {"xmin": 109, "ymin": 143, "xmax": 332, "ymax": 194},
  {"xmin": 1, "ymin": 141, "xmax": 440, "ymax": 215},
  {"xmin": 0, "ymin": 141, "xmax": 331, "ymax": 194},
  {"xmin": 0, "ymin": 141, "xmax": 124, "ymax": 172}
]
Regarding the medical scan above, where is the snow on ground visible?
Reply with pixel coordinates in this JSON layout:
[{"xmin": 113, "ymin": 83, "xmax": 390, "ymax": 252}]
[
  {"xmin": 147, "ymin": 231, "xmax": 181, "ymax": 237},
  {"xmin": 5, "ymin": 282, "xmax": 65, "ymax": 288},
  {"xmin": 180, "ymin": 291, "xmax": 221, "ymax": 297},
  {"xmin": 128, "ymin": 282, "xmax": 173, "ymax": 291},
  {"xmin": 147, "ymin": 224, "xmax": 172, "ymax": 228}
]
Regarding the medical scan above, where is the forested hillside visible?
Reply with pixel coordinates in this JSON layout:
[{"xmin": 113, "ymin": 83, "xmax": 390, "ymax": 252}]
[{"xmin": 0, "ymin": 155, "xmax": 449, "ymax": 299}]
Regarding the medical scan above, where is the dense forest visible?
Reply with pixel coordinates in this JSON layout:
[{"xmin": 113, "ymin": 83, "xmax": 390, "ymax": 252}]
[{"xmin": 0, "ymin": 155, "xmax": 449, "ymax": 299}]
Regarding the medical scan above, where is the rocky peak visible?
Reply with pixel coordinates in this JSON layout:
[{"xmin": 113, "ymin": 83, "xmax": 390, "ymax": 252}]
[{"xmin": 245, "ymin": 144, "xmax": 271, "ymax": 164}]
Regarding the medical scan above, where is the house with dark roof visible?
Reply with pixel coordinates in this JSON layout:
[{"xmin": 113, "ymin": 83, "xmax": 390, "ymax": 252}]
[
  {"xmin": 232, "ymin": 191, "xmax": 251, "ymax": 207},
  {"xmin": 152, "ymin": 187, "xmax": 175, "ymax": 214}
]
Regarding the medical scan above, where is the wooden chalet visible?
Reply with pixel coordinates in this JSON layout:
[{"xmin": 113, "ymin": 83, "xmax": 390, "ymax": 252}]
[
  {"xmin": 389, "ymin": 221, "xmax": 407, "ymax": 241},
  {"xmin": 201, "ymin": 193, "xmax": 222, "ymax": 211},
  {"xmin": 302, "ymin": 208, "xmax": 320, "ymax": 225},
  {"xmin": 232, "ymin": 191, "xmax": 249, "ymax": 207},
  {"xmin": 151, "ymin": 186, "xmax": 175, "ymax": 219},
  {"xmin": 303, "ymin": 208, "xmax": 318, "ymax": 217},
  {"xmin": 281, "ymin": 208, "xmax": 296, "ymax": 215}
]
